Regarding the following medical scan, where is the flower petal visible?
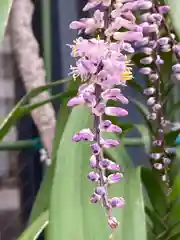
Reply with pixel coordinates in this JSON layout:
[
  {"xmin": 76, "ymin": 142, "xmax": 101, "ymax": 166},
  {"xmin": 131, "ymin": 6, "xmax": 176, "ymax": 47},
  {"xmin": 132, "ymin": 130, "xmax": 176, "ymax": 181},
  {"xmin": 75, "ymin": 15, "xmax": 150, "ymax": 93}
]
[
  {"xmin": 105, "ymin": 107, "xmax": 128, "ymax": 117},
  {"xmin": 67, "ymin": 96, "xmax": 85, "ymax": 107},
  {"xmin": 108, "ymin": 173, "xmax": 123, "ymax": 184}
]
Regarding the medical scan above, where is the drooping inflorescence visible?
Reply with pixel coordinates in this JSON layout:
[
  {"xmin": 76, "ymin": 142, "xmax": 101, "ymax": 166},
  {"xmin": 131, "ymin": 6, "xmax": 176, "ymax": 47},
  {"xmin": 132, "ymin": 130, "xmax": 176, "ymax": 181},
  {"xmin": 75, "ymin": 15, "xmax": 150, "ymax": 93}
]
[
  {"xmin": 132, "ymin": 1, "xmax": 179, "ymax": 189},
  {"xmin": 66, "ymin": 0, "xmax": 157, "ymax": 232}
]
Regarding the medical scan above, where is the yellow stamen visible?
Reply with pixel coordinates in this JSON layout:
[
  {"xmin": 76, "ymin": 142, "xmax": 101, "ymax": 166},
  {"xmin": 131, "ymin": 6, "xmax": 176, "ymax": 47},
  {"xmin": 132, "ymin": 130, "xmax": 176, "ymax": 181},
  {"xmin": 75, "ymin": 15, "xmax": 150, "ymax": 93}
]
[
  {"xmin": 121, "ymin": 71, "xmax": 133, "ymax": 81},
  {"xmin": 72, "ymin": 39, "xmax": 79, "ymax": 57},
  {"xmin": 97, "ymin": 34, "xmax": 101, "ymax": 40},
  {"xmin": 72, "ymin": 74, "xmax": 77, "ymax": 81}
]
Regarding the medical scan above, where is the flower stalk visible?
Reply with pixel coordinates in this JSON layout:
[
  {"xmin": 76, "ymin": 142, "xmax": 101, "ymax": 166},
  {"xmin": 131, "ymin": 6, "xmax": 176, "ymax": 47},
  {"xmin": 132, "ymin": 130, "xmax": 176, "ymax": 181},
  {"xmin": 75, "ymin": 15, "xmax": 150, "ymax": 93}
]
[{"xmin": 67, "ymin": 0, "xmax": 145, "ymax": 232}]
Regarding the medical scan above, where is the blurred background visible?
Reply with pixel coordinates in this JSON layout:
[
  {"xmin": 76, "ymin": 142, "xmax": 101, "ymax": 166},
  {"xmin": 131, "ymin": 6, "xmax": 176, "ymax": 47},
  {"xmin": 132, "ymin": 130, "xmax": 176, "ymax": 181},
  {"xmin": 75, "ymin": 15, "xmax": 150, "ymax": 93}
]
[{"xmin": 0, "ymin": 0, "xmax": 145, "ymax": 239}]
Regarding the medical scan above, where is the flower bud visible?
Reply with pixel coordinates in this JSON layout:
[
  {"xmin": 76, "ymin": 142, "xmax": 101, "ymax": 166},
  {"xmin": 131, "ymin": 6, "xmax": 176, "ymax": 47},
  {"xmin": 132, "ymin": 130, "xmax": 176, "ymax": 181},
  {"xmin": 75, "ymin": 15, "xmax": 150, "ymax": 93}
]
[
  {"xmin": 147, "ymin": 97, "xmax": 156, "ymax": 106},
  {"xmin": 143, "ymin": 87, "xmax": 155, "ymax": 96}
]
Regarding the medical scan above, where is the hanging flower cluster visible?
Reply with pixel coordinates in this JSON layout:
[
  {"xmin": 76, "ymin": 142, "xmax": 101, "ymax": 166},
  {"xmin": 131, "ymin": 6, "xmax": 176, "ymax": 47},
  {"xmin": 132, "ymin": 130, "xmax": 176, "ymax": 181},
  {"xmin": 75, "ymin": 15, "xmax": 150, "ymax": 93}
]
[
  {"xmin": 132, "ymin": 1, "xmax": 178, "ymax": 187},
  {"xmin": 66, "ymin": 0, "xmax": 155, "ymax": 231}
]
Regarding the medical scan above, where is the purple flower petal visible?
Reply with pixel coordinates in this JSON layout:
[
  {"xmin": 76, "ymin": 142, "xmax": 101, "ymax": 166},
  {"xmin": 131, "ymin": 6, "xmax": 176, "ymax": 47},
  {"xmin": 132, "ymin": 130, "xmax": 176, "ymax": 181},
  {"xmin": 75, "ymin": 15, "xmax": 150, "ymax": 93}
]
[
  {"xmin": 106, "ymin": 124, "xmax": 122, "ymax": 133},
  {"xmin": 172, "ymin": 64, "xmax": 180, "ymax": 73},
  {"xmin": 108, "ymin": 173, "xmax": 123, "ymax": 184},
  {"xmin": 92, "ymin": 102, "xmax": 106, "ymax": 116},
  {"xmin": 67, "ymin": 96, "xmax": 85, "ymax": 107},
  {"xmin": 158, "ymin": 5, "xmax": 169, "ymax": 14},
  {"xmin": 105, "ymin": 107, "xmax": 128, "ymax": 117},
  {"xmin": 72, "ymin": 128, "xmax": 94, "ymax": 142},
  {"xmin": 91, "ymin": 143, "xmax": 101, "ymax": 155},
  {"xmin": 108, "ymin": 216, "xmax": 119, "ymax": 229},
  {"xmin": 90, "ymin": 192, "xmax": 101, "ymax": 203},
  {"xmin": 113, "ymin": 31, "xmax": 143, "ymax": 42},
  {"xmin": 154, "ymin": 163, "xmax": 163, "ymax": 170},
  {"xmin": 108, "ymin": 162, "xmax": 120, "ymax": 171},
  {"xmin": 100, "ymin": 120, "xmax": 112, "ymax": 129},
  {"xmin": 101, "ymin": 139, "xmax": 120, "ymax": 148},
  {"xmin": 110, "ymin": 197, "xmax": 125, "ymax": 208},
  {"xmin": 69, "ymin": 21, "xmax": 85, "ymax": 30},
  {"xmin": 100, "ymin": 120, "xmax": 122, "ymax": 133},
  {"xmin": 99, "ymin": 158, "xmax": 111, "ymax": 168},
  {"xmin": 101, "ymin": 88, "xmax": 129, "ymax": 104},
  {"xmin": 88, "ymin": 171, "xmax": 99, "ymax": 182},
  {"xmin": 99, "ymin": 158, "xmax": 120, "ymax": 171},
  {"xmin": 95, "ymin": 186, "xmax": 106, "ymax": 196}
]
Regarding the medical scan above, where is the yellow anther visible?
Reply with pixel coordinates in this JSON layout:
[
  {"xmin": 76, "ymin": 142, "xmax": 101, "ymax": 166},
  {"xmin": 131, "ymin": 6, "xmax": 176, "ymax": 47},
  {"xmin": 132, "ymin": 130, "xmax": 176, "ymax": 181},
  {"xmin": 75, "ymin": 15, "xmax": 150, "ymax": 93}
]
[
  {"xmin": 72, "ymin": 39, "xmax": 79, "ymax": 57},
  {"xmin": 121, "ymin": 71, "xmax": 133, "ymax": 81},
  {"xmin": 97, "ymin": 35, "xmax": 101, "ymax": 40}
]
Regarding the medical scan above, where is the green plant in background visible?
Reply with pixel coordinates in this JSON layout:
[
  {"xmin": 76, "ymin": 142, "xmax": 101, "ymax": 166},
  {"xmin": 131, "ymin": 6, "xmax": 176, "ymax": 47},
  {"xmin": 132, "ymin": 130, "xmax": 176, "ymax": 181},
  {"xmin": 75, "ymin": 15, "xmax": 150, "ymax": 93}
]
[{"xmin": 2, "ymin": 0, "xmax": 180, "ymax": 240}]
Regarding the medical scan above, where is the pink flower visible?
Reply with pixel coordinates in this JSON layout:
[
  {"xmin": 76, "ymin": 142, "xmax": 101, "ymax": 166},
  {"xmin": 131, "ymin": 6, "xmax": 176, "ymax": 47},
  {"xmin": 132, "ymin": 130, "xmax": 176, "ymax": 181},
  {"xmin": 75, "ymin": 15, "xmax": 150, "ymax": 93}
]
[
  {"xmin": 105, "ymin": 107, "xmax": 128, "ymax": 117},
  {"xmin": 108, "ymin": 216, "xmax": 119, "ymax": 229},
  {"xmin": 108, "ymin": 173, "xmax": 123, "ymax": 184},
  {"xmin": 101, "ymin": 88, "xmax": 129, "ymax": 104},
  {"xmin": 67, "ymin": 96, "xmax": 85, "ymax": 107},
  {"xmin": 101, "ymin": 139, "xmax": 120, "ymax": 148},
  {"xmin": 113, "ymin": 31, "xmax": 143, "ymax": 42},
  {"xmin": 83, "ymin": 0, "xmax": 111, "ymax": 11}
]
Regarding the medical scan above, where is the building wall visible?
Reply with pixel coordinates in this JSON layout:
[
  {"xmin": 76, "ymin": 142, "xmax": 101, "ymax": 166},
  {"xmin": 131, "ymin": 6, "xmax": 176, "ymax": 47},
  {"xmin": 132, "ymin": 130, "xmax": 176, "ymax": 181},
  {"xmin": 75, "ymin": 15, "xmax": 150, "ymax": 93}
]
[{"xmin": 0, "ymin": 32, "xmax": 20, "ymax": 240}]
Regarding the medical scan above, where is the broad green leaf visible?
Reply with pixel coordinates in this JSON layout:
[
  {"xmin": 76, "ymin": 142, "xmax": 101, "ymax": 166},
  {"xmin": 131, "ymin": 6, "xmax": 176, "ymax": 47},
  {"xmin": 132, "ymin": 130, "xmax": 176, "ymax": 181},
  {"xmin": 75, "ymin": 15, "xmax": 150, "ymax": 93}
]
[
  {"xmin": 104, "ymin": 134, "xmax": 147, "ymax": 240},
  {"xmin": 156, "ymin": 220, "xmax": 180, "ymax": 240},
  {"xmin": 166, "ymin": 0, "xmax": 180, "ymax": 39},
  {"xmin": 168, "ymin": 148, "xmax": 180, "ymax": 233},
  {"xmin": 145, "ymin": 206, "xmax": 167, "ymax": 236},
  {"xmin": 29, "ymin": 100, "xmax": 70, "ymax": 224},
  {"xmin": 168, "ymin": 101, "xmax": 180, "ymax": 119},
  {"xmin": 0, "ymin": 78, "xmax": 70, "ymax": 141},
  {"xmin": 141, "ymin": 168, "xmax": 167, "ymax": 217},
  {"xmin": 128, "ymin": 80, "xmax": 143, "ymax": 94},
  {"xmin": 165, "ymin": 130, "xmax": 180, "ymax": 147},
  {"xmin": 29, "ymin": 77, "xmax": 77, "ymax": 224},
  {"xmin": 122, "ymin": 137, "xmax": 143, "ymax": 146},
  {"xmin": 0, "ymin": 0, "xmax": 12, "ymax": 42},
  {"xmin": 18, "ymin": 211, "xmax": 48, "ymax": 240},
  {"xmin": 169, "ymin": 146, "xmax": 180, "ymax": 184},
  {"xmin": 130, "ymin": 98, "xmax": 154, "ymax": 134},
  {"xmin": 134, "ymin": 124, "xmax": 151, "ymax": 151},
  {"xmin": 167, "ymin": 232, "xmax": 180, "ymax": 240},
  {"xmin": 19, "ymin": 90, "xmax": 76, "ymax": 114},
  {"xmin": 48, "ymin": 106, "xmax": 109, "ymax": 240},
  {"xmin": 141, "ymin": 169, "xmax": 169, "ymax": 237}
]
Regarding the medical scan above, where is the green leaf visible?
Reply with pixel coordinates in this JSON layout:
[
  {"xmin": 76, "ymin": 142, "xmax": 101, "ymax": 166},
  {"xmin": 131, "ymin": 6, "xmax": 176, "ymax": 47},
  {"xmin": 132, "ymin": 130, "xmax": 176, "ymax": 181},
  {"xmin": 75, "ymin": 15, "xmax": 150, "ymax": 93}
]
[
  {"xmin": 134, "ymin": 124, "xmax": 151, "ymax": 151},
  {"xmin": 29, "ymin": 99, "xmax": 70, "ymax": 224},
  {"xmin": 104, "ymin": 134, "xmax": 147, "ymax": 240},
  {"xmin": 166, "ymin": 0, "xmax": 180, "ymax": 39},
  {"xmin": 156, "ymin": 220, "xmax": 180, "ymax": 240},
  {"xmin": 167, "ymin": 232, "xmax": 180, "ymax": 240},
  {"xmin": 29, "ymin": 77, "xmax": 78, "ymax": 225},
  {"xmin": 48, "ymin": 106, "xmax": 109, "ymax": 240},
  {"xmin": 0, "ymin": 78, "xmax": 70, "ymax": 141},
  {"xmin": 18, "ymin": 211, "xmax": 48, "ymax": 240},
  {"xmin": 128, "ymin": 80, "xmax": 143, "ymax": 94},
  {"xmin": 168, "ymin": 101, "xmax": 180, "ymax": 119},
  {"xmin": 169, "ymin": 166, "xmax": 180, "ymax": 229},
  {"xmin": 141, "ymin": 168, "xmax": 167, "ymax": 217},
  {"xmin": 145, "ymin": 206, "xmax": 167, "ymax": 235},
  {"xmin": 19, "ymin": 90, "xmax": 76, "ymax": 114},
  {"xmin": 165, "ymin": 130, "xmax": 180, "ymax": 147},
  {"xmin": 169, "ymin": 146, "xmax": 180, "ymax": 190},
  {"xmin": 130, "ymin": 98, "xmax": 154, "ymax": 134},
  {"xmin": 122, "ymin": 137, "xmax": 144, "ymax": 146},
  {"xmin": 0, "ymin": 0, "xmax": 12, "ymax": 42}
]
